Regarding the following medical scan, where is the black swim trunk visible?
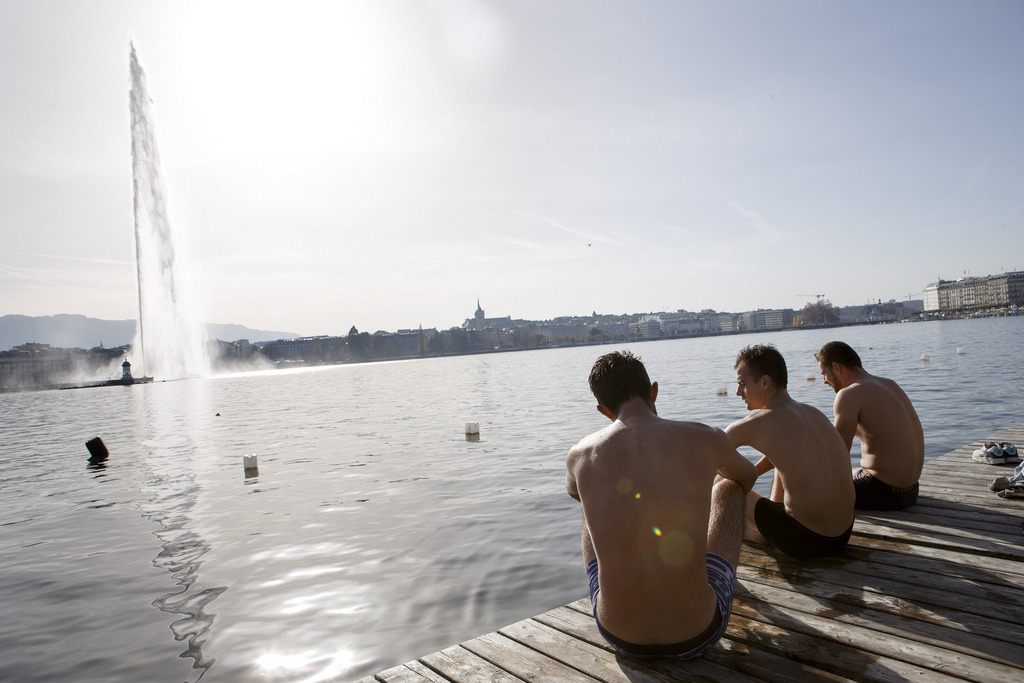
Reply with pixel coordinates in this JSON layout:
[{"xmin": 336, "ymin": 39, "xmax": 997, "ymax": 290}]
[
  {"xmin": 854, "ymin": 468, "xmax": 918, "ymax": 511},
  {"xmin": 585, "ymin": 554, "xmax": 734, "ymax": 660},
  {"xmin": 754, "ymin": 498, "xmax": 852, "ymax": 559}
]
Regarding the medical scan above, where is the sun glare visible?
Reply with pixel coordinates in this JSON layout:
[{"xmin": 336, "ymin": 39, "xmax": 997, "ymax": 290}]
[
  {"xmin": 155, "ymin": 1, "xmax": 444, "ymax": 165},
  {"xmin": 256, "ymin": 647, "xmax": 357, "ymax": 682}
]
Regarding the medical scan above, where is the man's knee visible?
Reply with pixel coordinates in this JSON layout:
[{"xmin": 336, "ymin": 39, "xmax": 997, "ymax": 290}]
[{"xmin": 713, "ymin": 478, "xmax": 745, "ymax": 507}]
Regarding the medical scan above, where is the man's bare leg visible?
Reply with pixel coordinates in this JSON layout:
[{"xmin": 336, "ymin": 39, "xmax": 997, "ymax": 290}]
[
  {"xmin": 769, "ymin": 469, "xmax": 783, "ymax": 502},
  {"xmin": 742, "ymin": 488, "xmax": 767, "ymax": 545},
  {"xmin": 708, "ymin": 479, "xmax": 747, "ymax": 569}
]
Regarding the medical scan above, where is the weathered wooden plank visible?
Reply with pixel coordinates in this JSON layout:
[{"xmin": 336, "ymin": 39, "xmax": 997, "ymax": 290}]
[
  {"xmin": 926, "ymin": 466, "xmax": 1024, "ymax": 479},
  {"xmin": 461, "ymin": 631, "xmax": 601, "ymax": 682},
  {"xmin": 729, "ymin": 610, "xmax": 966, "ymax": 683},
  {"xmin": 417, "ymin": 645, "xmax": 520, "ymax": 683},
  {"xmin": 527, "ymin": 604, "xmax": 763, "ymax": 682},
  {"xmin": 372, "ymin": 663, "xmax": 444, "ymax": 682},
  {"xmin": 830, "ymin": 542, "xmax": 1024, "ymax": 586},
  {"xmin": 558, "ymin": 600, "xmax": 853, "ymax": 683},
  {"xmin": 740, "ymin": 545, "xmax": 1024, "ymax": 613},
  {"xmin": 738, "ymin": 549, "xmax": 1024, "ymax": 638},
  {"xmin": 404, "ymin": 661, "xmax": 454, "ymax": 683},
  {"xmin": 912, "ymin": 497, "xmax": 1024, "ymax": 523},
  {"xmin": 500, "ymin": 617, "xmax": 704, "ymax": 682},
  {"xmin": 736, "ymin": 570, "xmax": 1024, "ymax": 669},
  {"xmin": 892, "ymin": 496, "xmax": 1024, "ymax": 523},
  {"xmin": 920, "ymin": 464, "xmax": 1024, "ymax": 485},
  {"xmin": 856, "ymin": 508, "xmax": 1024, "ymax": 541},
  {"xmin": 725, "ymin": 611, "xmax": 965, "ymax": 682},
  {"xmin": 920, "ymin": 470, "xmax": 1024, "ymax": 495},
  {"xmin": 854, "ymin": 513, "xmax": 1024, "ymax": 549},
  {"xmin": 852, "ymin": 518, "xmax": 1024, "ymax": 560},
  {"xmin": 844, "ymin": 534, "xmax": 1024, "ymax": 578},
  {"xmin": 708, "ymin": 636, "xmax": 855, "ymax": 683}
]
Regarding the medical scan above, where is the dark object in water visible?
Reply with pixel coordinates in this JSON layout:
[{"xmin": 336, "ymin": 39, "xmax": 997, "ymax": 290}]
[{"xmin": 86, "ymin": 437, "xmax": 108, "ymax": 461}]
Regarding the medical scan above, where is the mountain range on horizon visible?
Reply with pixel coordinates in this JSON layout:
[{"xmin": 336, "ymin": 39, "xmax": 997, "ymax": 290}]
[{"xmin": 0, "ymin": 314, "xmax": 300, "ymax": 352}]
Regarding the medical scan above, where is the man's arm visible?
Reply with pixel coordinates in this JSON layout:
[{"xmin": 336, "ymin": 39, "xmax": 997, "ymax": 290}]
[
  {"xmin": 753, "ymin": 455, "xmax": 774, "ymax": 475},
  {"xmin": 832, "ymin": 389, "xmax": 859, "ymax": 451},
  {"xmin": 565, "ymin": 449, "xmax": 581, "ymax": 502},
  {"xmin": 714, "ymin": 430, "xmax": 757, "ymax": 494}
]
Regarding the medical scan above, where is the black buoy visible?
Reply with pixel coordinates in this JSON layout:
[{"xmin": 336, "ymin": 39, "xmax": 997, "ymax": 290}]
[{"xmin": 86, "ymin": 437, "xmax": 108, "ymax": 461}]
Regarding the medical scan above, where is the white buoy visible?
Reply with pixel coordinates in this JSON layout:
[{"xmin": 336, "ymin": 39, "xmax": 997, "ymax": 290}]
[
  {"xmin": 957, "ymin": 348, "xmax": 966, "ymax": 355},
  {"xmin": 805, "ymin": 373, "xmax": 815, "ymax": 381},
  {"xmin": 920, "ymin": 354, "xmax": 930, "ymax": 361},
  {"xmin": 465, "ymin": 422, "xmax": 480, "ymax": 435},
  {"xmin": 715, "ymin": 387, "xmax": 728, "ymax": 396}
]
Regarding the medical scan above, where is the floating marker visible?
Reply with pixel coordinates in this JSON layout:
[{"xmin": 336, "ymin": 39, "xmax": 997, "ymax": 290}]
[
  {"xmin": 86, "ymin": 436, "xmax": 108, "ymax": 461},
  {"xmin": 243, "ymin": 454, "xmax": 258, "ymax": 476},
  {"xmin": 957, "ymin": 348, "xmax": 966, "ymax": 355},
  {"xmin": 806, "ymin": 373, "xmax": 815, "ymax": 381},
  {"xmin": 715, "ymin": 387, "xmax": 728, "ymax": 396},
  {"xmin": 920, "ymin": 354, "xmax": 930, "ymax": 361},
  {"xmin": 465, "ymin": 422, "xmax": 480, "ymax": 435}
]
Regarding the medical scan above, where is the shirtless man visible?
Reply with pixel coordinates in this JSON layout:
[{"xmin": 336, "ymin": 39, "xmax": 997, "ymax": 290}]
[
  {"xmin": 726, "ymin": 344, "xmax": 855, "ymax": 558},
  {"xmin": 815, "ymin": 341, "xmax": 924, "ymax": 510},
  {"xmin": 566, "ymin": 351, "xmax": 756, "ymax": 660}
]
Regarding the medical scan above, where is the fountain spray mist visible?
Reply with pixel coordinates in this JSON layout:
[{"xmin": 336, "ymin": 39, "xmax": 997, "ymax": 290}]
[{"xmin": 129, "ymin": 42, "xmax": 210, "ymax": 380}]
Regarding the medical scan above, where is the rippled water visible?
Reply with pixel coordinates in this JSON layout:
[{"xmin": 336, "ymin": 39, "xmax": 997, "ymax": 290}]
[{"xmin": 1, "ymin": 317, "xmax": 1021, "ymax": 681}]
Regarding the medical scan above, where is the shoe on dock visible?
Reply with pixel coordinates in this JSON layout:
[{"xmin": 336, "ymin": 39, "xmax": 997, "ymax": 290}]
[
  {"xmin": 991, "ymin": 461, "xmax": 1024, "ymax": 491},
  {"xmin": 973, "ymin": 442, "xmax": 1006, "ymax": 464},
  {"xmin": 996, "ymin": 484, "xmax": 1024, "ymax": 499},
  {"xmin": 999, "ymin": 442, "xmax": 1020, "ymax": 464}
]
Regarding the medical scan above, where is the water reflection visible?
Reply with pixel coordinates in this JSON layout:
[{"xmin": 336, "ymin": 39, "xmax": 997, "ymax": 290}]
[{"xmin": 135, "ymin": 380, "xmax": 226, "ymax": 679}]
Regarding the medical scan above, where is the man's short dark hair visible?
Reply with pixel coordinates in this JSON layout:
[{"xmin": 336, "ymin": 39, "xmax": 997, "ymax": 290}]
[
  {"xmin": 588, "ymin": 350, "xmax": 652, "ymax": 415},
  {"xmin": 815, "ymin": 341, "xmax": 863, "ymax": 370},
  {"xmin": 734, "ymin": 344, "xmax": 788, "ymax": 389}
]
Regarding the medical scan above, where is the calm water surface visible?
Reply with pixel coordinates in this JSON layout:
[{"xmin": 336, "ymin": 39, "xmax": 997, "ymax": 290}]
[{"xmin": 1, "ymin": 318, "xmax": 1022, "ymax": 681}]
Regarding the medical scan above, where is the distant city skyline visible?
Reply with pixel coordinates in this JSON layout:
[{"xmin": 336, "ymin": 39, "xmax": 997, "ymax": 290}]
[{"xmin": 2, "ymin": 1, "xmax": 1022, "ymax": 337}]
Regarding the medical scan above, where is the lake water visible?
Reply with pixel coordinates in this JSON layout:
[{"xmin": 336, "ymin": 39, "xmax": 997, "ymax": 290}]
[{"xmin": 1, "ymin": 317, "xmax": 1022, "ymax": 682}]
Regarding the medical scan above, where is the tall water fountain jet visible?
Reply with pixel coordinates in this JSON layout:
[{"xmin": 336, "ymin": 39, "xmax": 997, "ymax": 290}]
[{"xmin": 129, "ymin": 43, "xmax": 210, "ymax": 380}]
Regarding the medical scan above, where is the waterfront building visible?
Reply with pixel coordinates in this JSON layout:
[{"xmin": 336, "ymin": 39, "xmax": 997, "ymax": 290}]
[
  {"xmin": 923, "ymin": 271, "xmax": 1024, "ymax": 313},
  {"xmin": 629, "ymin": 315, "xmax": 663, "ymax": 339},
  {"xmin": 739, "ymin": 308, "xmax": 794, "ymax": 331}
]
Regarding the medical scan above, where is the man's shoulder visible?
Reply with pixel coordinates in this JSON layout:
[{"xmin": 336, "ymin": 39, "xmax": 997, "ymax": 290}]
[
  {"xmin": 725, "ymin": 409, "xmax": 771, "ymax": 443},
  {"xmin": 569, "ymin": 424, "xmax": 611, "ymax": 453},
  {"xmin": 839, "ymin": 374, "xmax": 892, "ymax": 401},
  {"xmin": 729, "ymin": 408, "xmax": 771, "ymax": 428},
  {"xmin": 664, "ymin": 416, "xmax": 728, "ymax": 441}
]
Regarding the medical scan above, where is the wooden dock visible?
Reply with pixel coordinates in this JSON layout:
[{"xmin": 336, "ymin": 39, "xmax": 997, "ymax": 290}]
[{"xmin": 358, "ymin": 427, "xmax": 1024, "ymax": 682}]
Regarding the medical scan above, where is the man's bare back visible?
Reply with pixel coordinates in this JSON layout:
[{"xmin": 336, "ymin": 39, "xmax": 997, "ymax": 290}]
[
  {"xmin": 726, "ymin": 393, "xmax": 855, "ymax": 537},
  {"xmin": 832, "ymin": 373, "xmax": 924, "ymax": 487},
  {"xmin": 566, "ymin": 350, "xmax": 755, "ymax": 655},
  {"xmin": 725, "ymin": 345, "xmax": 855, "ymax": 558},
  {"xmin": 568, "ymin": 410, "xmax": 748, "ymax": 643},
  {"xmin": 817, "ymin": 342, "xmax": 924, "ymax": 491}
]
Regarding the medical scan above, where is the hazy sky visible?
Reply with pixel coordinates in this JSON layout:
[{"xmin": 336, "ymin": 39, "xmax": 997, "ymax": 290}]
[{"xmin": 2, "ymin": 1, "xmax": 1022, "ymax": 336}]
